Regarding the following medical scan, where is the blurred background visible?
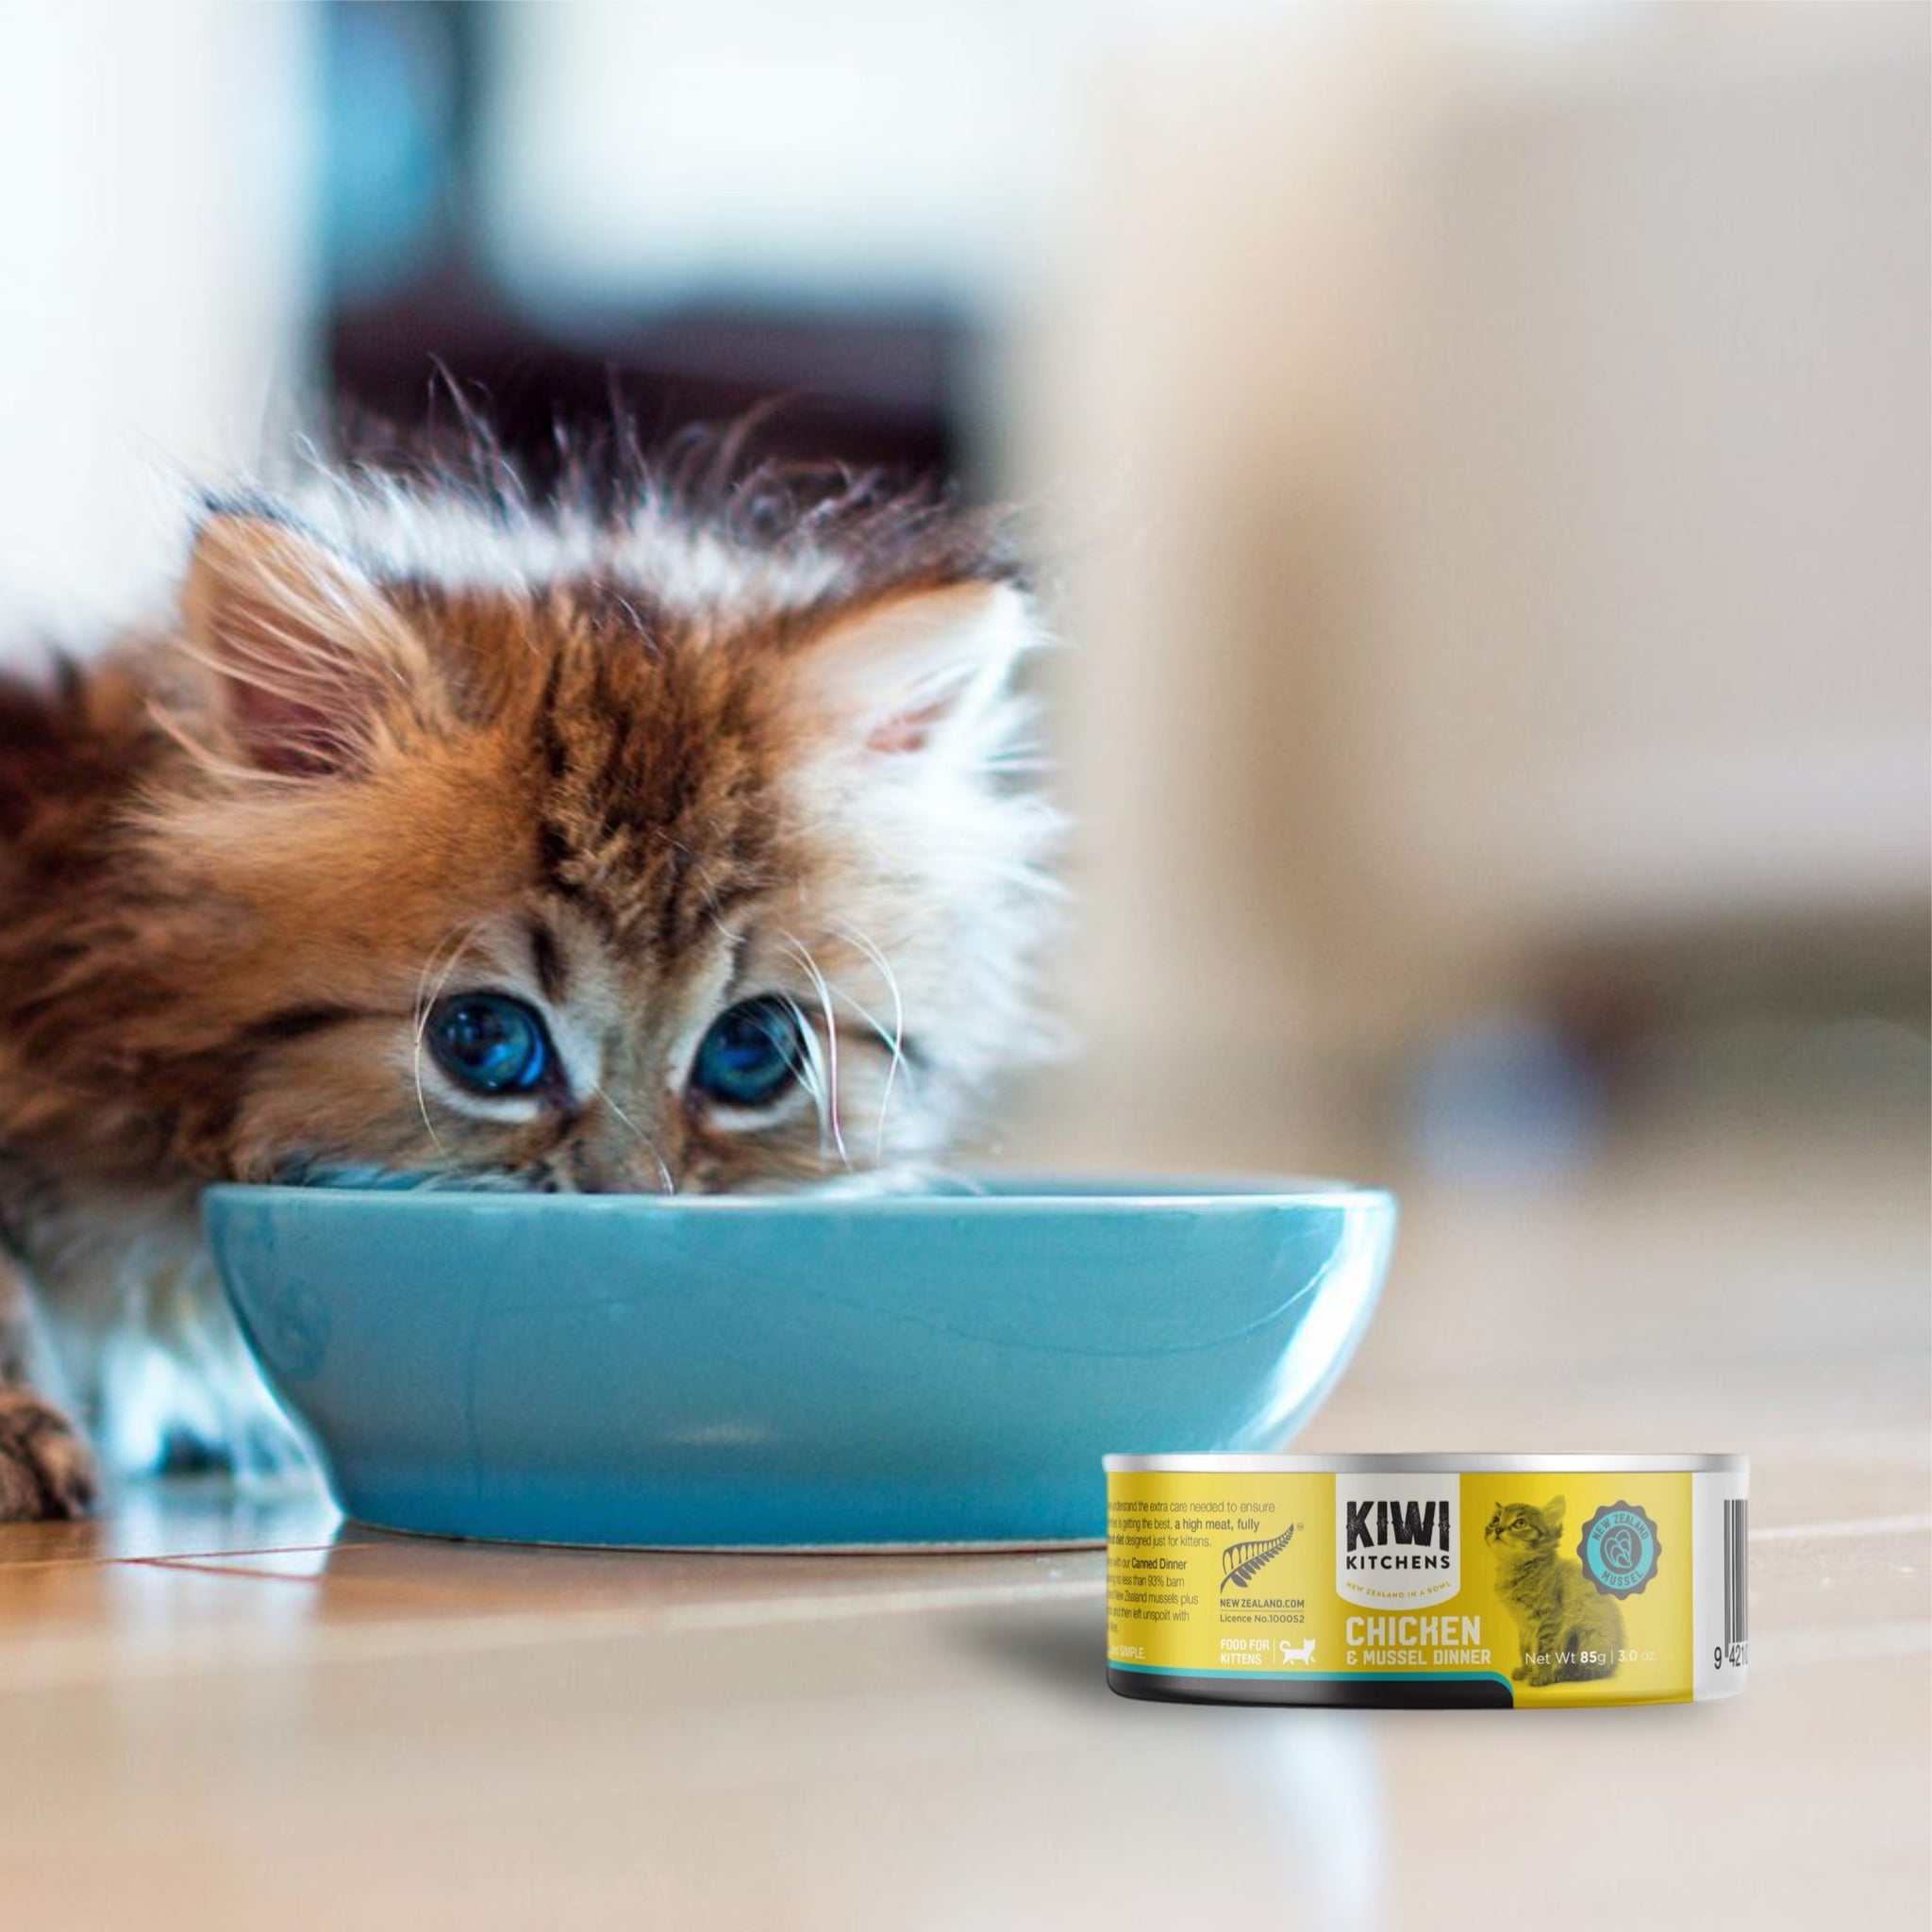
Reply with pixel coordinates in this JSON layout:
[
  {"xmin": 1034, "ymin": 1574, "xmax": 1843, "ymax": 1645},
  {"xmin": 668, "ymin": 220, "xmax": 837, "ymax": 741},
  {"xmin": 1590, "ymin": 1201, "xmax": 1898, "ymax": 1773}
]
[{"xmin": 0, "ymin": 2, "xmax": 1925, "ymax": 1375}]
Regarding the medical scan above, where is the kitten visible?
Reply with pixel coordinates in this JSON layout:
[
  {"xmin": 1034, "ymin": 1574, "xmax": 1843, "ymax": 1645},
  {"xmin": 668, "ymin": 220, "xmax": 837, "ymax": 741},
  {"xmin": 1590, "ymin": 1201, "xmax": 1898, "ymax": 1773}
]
[
  {"xmin": 1484, "ymin": 1496, "xmax": 1624, "ymax": 1686},
  {"xmin": 0, "ymin": 450, "xmax": 1058, "ymax": 1518}
]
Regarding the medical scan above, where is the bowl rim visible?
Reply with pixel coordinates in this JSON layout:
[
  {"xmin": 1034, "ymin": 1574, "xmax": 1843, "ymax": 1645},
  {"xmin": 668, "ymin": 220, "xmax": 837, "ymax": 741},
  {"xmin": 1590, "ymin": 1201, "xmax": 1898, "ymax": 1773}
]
[{"xmin": 203, "ymin": 1172, "xmax": 1395, "ymax": 1217}]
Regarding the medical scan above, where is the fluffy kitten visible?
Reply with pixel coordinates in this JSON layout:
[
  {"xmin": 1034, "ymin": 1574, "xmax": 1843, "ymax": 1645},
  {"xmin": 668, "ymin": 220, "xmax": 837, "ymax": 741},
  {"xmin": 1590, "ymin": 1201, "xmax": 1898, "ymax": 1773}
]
[
  {"xmin": 0, "ymin": 451, "xmax": 1057, "ymax": 1518},
  {"xmin": 1484, "ymin": 1496, "xmax": 1624, "ymax": 1686}
]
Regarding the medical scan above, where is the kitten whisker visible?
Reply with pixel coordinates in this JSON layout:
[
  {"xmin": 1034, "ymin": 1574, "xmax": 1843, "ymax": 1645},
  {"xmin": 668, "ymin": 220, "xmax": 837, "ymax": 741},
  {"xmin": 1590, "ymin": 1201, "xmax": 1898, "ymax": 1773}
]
[
  {"xmin": 408, "ymin": 920, "xmax": 485, "ymax": 1164},
  {"xmin": 781, "ymin": 994, "xmax": 839, "ymax": 1166},
  {"xmin": 780, "ymin": 936, "xmax": 850, "ymax": 1170},
  {"xmin": 831, "ymin": 922, "xmax": 910, "ymax": 1162}
]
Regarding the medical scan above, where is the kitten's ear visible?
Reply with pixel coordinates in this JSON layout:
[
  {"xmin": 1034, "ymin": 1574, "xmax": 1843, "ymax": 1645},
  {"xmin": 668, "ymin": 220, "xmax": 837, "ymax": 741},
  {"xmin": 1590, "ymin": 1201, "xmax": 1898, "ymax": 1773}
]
[
  {"xmin": 791, "ymin": 579, "xmax": 1039, "ymax": 762},
  {"xmin": 1544, "ymin": 1496, "xmax": 1565, "ymax": 1526},
  {"xmin": 181, "ymin": 509, "xmax": 436, "ymax": 777}
]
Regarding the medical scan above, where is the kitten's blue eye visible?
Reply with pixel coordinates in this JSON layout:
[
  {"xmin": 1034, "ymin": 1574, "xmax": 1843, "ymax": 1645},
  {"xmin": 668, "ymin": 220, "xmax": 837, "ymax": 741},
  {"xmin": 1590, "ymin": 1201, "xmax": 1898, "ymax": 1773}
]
[
  {"xmin": 691, "ymin": 996, "xmax": 807, "ymax": 1108},
  {"xmin": 428, "ymin": 992, "xmax": 550, "ymax": 1096}
]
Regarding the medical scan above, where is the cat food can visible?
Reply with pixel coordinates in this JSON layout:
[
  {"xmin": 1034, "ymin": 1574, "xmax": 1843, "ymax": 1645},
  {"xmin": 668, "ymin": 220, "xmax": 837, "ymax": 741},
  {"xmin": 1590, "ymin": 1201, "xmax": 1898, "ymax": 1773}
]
[{"xmin": 1105, "ymin": 1454, "xmax": 1748, "ymax": 1707}]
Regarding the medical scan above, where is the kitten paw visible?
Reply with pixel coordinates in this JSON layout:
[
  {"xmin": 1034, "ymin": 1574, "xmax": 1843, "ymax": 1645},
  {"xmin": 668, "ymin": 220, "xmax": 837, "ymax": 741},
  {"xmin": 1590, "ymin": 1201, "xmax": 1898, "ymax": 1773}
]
[{"xmin": 0, "ymin": 1389, "xmax": 97, "ymax": 1520}]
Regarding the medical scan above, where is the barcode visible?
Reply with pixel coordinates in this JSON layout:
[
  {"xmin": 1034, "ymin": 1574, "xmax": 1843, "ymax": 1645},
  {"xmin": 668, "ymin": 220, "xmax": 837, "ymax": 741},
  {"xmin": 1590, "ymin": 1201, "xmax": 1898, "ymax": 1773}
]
[{"xmin": 1723, "ymin": 1498, "xmax": 1749, "ymax": 1651}]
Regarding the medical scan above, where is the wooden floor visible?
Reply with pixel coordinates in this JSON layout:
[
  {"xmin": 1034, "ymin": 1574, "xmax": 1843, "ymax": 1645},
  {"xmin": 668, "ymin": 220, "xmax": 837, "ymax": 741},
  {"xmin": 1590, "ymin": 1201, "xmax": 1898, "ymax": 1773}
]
[{"xmin": 1, "ymin": 1106, "xmax": 1925, "ymax": 1931}]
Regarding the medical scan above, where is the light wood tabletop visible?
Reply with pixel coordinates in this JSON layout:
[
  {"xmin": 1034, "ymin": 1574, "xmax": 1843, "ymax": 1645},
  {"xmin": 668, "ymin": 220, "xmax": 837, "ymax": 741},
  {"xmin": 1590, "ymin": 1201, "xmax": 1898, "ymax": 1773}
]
[{"xmin": 1, "ymin": 1108, "xmax": 1924, "ymax": 1931}]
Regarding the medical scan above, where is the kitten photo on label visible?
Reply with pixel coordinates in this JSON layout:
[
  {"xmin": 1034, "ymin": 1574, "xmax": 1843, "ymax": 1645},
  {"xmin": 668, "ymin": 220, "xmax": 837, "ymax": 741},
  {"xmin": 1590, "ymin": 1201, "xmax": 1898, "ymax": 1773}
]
[
  {"xmin": 1484, "ymin": 1496, "xmax": 1624, "ymax": 1687},
  {"xmin": 0, "ymin": 444, "xmax": 1058, "ymax": 1518}
]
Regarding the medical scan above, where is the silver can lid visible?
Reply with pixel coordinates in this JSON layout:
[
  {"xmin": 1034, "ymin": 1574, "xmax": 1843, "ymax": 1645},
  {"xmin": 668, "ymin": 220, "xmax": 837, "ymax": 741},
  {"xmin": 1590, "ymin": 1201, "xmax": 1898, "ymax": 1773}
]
[{"xmin": 1104, "ymin": 1452, "xmax": 1747, "ymax": 1474}]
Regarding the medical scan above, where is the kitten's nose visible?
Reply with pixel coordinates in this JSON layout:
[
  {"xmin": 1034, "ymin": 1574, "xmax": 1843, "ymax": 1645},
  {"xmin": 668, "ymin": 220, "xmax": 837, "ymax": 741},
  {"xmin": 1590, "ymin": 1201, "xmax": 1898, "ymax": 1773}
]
[
  {"xmin": 566, "ymin": 1123, "xmax": 678, "ymax": 1195},
  {"xmin": 592, "ymin": 1150, "xmax": 678, "ymax": 1195}
]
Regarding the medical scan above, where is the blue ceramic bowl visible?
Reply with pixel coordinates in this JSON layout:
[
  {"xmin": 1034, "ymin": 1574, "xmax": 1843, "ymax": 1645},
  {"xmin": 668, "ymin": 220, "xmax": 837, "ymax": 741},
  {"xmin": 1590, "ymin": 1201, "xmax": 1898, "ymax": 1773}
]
[{"xmin": 204, "ymin": 1176, "xmax": 1394, "ymax": 1548}]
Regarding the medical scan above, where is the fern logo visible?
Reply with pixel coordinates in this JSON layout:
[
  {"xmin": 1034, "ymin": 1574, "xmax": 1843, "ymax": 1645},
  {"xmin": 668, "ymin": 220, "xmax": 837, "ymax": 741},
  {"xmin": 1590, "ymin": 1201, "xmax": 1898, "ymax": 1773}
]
[{"xmin": 1221, "ymin": 1524, "xmax": 1297, "ymax": 1592}]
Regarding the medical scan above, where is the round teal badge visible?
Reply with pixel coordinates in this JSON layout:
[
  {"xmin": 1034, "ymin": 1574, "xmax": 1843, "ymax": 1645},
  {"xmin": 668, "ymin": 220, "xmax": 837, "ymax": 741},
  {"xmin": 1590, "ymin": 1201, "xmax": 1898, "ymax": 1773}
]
[{"xmin": 1577, "ymin": 1501, "xmax": 1660, "ymax": 1599}]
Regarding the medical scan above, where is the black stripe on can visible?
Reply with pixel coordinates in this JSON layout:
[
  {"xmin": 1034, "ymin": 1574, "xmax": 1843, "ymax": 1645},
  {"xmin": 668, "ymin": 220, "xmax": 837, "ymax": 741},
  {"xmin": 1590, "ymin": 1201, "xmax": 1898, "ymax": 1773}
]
[{"xmin": 1107, "ymin": 1670, "xmax": 1513, "ymax": 1709}]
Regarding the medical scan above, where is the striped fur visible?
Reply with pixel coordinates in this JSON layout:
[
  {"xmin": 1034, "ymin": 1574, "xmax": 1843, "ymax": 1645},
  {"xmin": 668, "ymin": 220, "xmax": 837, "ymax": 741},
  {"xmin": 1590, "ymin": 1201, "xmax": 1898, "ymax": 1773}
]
[{"xmin": 0, "ymin": 446, "xmax": 1059, "ymax": 1505}]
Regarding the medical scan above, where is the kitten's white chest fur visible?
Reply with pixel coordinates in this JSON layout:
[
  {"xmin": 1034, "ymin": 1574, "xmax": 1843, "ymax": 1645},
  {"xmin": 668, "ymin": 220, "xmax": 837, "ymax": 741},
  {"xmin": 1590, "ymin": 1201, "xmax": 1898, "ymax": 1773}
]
[{"xmin": 24, "ymin": 1191, "xmax": 308, "ymax": 1481}]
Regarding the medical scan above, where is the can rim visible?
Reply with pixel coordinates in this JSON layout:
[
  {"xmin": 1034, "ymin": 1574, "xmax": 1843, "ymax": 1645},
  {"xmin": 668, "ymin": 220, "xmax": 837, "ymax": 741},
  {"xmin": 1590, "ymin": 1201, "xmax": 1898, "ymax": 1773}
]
[{"xmin": 1103, "ymin": 1453, "xmax": 1747, "ymax": 1474}]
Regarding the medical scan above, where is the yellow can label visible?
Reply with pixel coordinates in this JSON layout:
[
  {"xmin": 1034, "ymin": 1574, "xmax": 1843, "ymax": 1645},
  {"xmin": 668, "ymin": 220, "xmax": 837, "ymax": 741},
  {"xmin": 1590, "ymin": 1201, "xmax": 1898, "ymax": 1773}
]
[{"xmin": 1107, "ymin": 1466, "xmax": 1738, "ymax": 1707}]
